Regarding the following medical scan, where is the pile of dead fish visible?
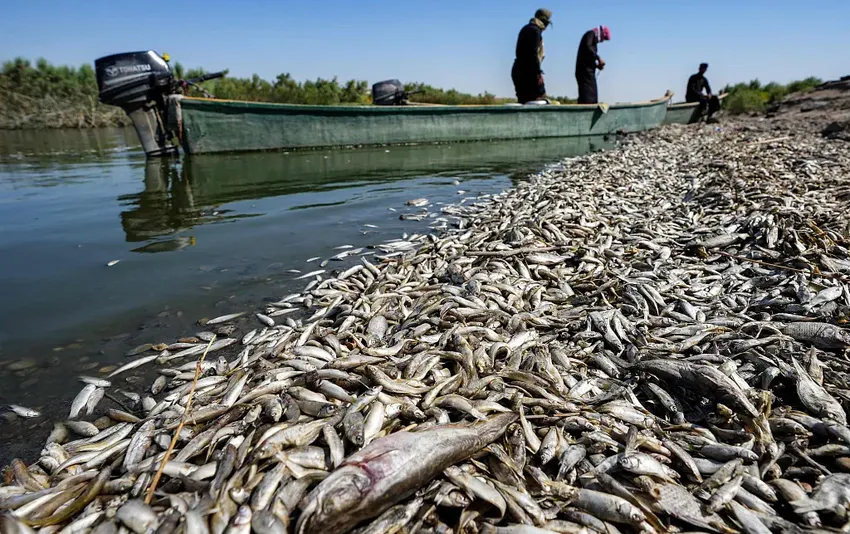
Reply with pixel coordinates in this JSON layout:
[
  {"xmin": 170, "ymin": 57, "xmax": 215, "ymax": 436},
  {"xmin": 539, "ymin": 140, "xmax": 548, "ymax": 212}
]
[{"xmin": 4, "ymin": 120, "xmax": 850, "ymax": 534}]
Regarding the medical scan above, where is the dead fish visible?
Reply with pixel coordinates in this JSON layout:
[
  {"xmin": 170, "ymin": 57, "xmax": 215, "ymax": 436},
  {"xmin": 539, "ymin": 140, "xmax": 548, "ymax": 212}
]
[
  {"xmin": 69, "ymin": 384, "xmax": 97, "ymax": 419},
  {"xmin": 295, "ymin": 270, "xmax": 326, "ymax": 280},
  {"xmin": 7, "ymin": 405, "xmax": 41, "ymax": 418},
  {"xmin": 205, "ymin": 312, "xmax": 245, "ymax": 325},
  {"xmin": 296, "ymin": 413, "xmax": 516, "ymax": 533},
  {"xmin": 792, "ymin": 358, "xmax": 847, "ymax": 425},
  {"xmin": 790, "ymin": 473, "xmax": 850, "ymax": 518}
]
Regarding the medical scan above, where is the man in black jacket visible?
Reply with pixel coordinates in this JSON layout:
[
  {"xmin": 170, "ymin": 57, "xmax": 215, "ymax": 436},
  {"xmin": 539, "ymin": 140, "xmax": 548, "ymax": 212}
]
[
  {"xmin": 511, "ymin": 8, "xmax": 552, "ymax": 104},
  {"xmin": 686, "ymin": 63, "xmax": 720, "ymax": 120},
  {"xmin": 575, "ymin": 26, "xmax": 609, "ymax": 104}
]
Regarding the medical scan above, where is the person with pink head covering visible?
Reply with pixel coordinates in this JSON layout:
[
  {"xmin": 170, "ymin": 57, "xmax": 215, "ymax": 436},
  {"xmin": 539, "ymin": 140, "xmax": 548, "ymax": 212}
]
[{"xmin": 575, "ymin": 25, "xmax": 610, "ymax": 104}]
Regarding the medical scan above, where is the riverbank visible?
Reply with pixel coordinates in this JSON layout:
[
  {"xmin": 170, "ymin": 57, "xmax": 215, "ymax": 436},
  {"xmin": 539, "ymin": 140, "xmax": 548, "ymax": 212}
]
[
  {"xmin": 2, "ymin": 107, "xmax": 850, "ymax": 532},
  {"xmin": 0, "ymin": 88, "xmax": 130, "ymax": 129},
  {"xmin": 767, "ymin": 76, "xmax": 850, "ymax": 140}
]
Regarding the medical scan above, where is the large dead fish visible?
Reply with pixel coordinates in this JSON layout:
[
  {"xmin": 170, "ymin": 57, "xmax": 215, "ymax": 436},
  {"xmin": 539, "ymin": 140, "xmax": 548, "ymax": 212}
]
[{"xmin": 295, "ymin": 413, "xmax": 516, "ymax": 534}]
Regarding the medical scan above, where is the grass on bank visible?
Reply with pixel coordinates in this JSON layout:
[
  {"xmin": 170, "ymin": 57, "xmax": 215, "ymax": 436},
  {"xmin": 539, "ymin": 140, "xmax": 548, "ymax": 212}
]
[{"xmin": 722, "ymin": 77, "xmax": 823, "ymax": 114}]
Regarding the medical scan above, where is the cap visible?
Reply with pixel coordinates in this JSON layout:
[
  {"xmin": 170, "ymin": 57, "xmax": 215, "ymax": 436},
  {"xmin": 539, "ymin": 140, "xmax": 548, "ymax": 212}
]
[{"xmin": 535, "ymin": 8, "xmax": 552, "ymax": 26}]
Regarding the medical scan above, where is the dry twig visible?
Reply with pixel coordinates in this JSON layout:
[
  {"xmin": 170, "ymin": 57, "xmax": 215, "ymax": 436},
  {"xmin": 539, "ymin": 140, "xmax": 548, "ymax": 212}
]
[{"xmin": 145, "ymin": 335, "xmax": 216, "ymax": 504}]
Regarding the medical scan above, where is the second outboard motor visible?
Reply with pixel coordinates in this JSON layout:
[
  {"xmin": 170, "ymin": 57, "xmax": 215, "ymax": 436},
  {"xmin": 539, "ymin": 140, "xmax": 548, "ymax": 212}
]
[
  {"xmin": 95, "ymin": 51, "xmax": 176, "ymax": 156},
  {"xmin": 372, "ymin": 79, "xmax": 406, "ymax": 106}
]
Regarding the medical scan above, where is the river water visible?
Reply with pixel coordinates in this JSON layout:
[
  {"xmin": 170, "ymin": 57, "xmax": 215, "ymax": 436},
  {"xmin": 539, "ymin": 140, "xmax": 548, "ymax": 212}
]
[{"xmin": 0, "ymin": 128, "xmax": 613, "ymax": 463}]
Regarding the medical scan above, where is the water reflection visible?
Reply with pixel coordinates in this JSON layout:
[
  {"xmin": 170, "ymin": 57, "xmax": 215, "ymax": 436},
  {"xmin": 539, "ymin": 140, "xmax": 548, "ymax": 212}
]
[
  {"xmin": 119, "ymin": 161, "xmax": 212, "ymax": 249},
  {"xmin": 119, "ymin": 136, "xmax": 613, "ymax": 250},
  {"xmin": 0, "ymin": 127, "xmax": 138, "ymax": 164}
]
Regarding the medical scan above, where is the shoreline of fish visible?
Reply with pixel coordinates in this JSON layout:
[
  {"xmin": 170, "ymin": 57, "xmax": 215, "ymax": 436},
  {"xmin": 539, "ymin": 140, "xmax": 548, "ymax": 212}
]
[{"xmin": 3, "ymin": 118, "xmax": 850, "ymax": 533}]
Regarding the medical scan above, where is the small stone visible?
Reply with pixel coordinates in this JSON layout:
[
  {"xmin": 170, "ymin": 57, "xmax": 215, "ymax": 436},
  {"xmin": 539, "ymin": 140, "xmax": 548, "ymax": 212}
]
[
  {"xmin": 215, "ymin": 325, "xmax": 237, "ymax": 337},
  {"xmin": 93, "ymin": 416, "xmax": 113, "ymax": 430},
  {"xmin": 1, "ymin": 412, "xmax": 18, "ymax": 424},
  {"xmin": 7, "ymin": 359, "xmax": 37, "ymax": 371}
]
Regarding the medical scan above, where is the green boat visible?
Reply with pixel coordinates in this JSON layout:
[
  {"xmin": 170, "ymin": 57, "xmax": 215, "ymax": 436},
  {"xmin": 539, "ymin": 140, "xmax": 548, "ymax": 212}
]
[
  {"xmin": 664, "ymin": 93, "xmax": 727, "ymax": 125},
  {"xmin": 95, "ymin": 51, "xmax": 673, "ymax": 157}
]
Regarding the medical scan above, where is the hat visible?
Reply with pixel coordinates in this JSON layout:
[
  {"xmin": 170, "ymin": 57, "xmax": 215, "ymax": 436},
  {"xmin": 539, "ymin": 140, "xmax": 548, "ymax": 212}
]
[{"xmin": 535, "ymin": 8, "xmax": 552, "ymax": 26}]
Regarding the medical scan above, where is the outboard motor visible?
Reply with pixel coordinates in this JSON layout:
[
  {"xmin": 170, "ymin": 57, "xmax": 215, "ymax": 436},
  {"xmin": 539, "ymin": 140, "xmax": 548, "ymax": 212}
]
[
  {"xmin": 372, "ymin": 79, "xmax": 407, "ymax": 106},
  {"xmin": 95, "ymin": 51, "xmax": 177, "ymax": 157}
]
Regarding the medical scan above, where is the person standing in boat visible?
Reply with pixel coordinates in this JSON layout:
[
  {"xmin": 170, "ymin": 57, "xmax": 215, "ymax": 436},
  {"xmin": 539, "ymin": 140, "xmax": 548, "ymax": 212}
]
[
  {"xmin": 575, "ymin": 26, "xmax": 610, "ymax": 104},
  {"xmin": 511, "ymin": 8, "xmax": 553, "ymax": 104},
  {"xmin": 686, "ymin": 63, "xmax": 720, "ymax": 121}
]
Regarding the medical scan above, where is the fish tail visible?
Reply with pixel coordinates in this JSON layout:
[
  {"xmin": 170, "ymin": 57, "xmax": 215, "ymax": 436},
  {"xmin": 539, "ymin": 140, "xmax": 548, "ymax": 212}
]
[{"xmin": 790, "ymin": 497, "xmax": 827, "ymax": 514}]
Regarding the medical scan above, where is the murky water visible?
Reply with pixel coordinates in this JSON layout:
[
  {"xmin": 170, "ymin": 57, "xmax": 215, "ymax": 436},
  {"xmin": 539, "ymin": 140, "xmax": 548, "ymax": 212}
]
[{"xmin": 0, "ymin": 128, "xmax": 613, "ymax": 463}]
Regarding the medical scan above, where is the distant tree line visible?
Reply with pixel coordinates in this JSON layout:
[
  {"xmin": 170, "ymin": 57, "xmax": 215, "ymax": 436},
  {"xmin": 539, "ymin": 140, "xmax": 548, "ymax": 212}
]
[
  {"xmin": 722, "ymin": 77, "xmax": 823, "ymax": 114},
  {"xmin": 177, "ymin": 65, "xmax": 577, "ymax": 106},
  {"xmin": 0, "ymin": 57, "xmax": 129, "ymax": 128},
  {"xmin": 1, "ymin": 57, "xmax": 548, "ymax": 128},
  {"xmin": 0, "ymin": 57, "xmax": 826, "ymax": 128}
]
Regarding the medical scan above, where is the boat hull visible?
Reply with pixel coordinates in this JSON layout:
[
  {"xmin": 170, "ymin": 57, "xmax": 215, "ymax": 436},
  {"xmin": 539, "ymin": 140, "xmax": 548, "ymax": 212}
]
[
  {"xmin": 172, "ymin": 93, "xmax": 672, "ymax": 154},
  {"xmin": 664, "ymin": 93, "xmax": 727, "ymax": 125}
]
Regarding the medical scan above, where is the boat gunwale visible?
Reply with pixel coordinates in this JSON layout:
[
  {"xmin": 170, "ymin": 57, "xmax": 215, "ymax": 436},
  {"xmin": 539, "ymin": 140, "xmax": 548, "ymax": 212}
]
[{"xmin": 179, "ymin": 91, "xmax": 674, "ymax": 114}]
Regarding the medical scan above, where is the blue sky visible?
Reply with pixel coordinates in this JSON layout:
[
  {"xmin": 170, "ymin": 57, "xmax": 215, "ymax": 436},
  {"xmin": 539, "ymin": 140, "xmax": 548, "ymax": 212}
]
[{"xmin": 2, "ymin": 1, "xmax": 848, "ymax": 103}]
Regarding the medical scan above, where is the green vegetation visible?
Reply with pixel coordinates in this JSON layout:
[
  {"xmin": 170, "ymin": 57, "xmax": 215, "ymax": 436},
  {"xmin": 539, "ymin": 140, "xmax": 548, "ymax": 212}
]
[
  {"xmin": 182, "ymin": 65, "xmax": 373, "ymax": 106},
  {"xmin": 722, "ymin": 77, "xmax": 822, "ymax": 114},
  {"xmin": 3, "ymin": 57, "xmax": 575, "ymax": 129},
  {"xmin": 0, "ymin": 57, "xmax": 129, "ymax": 129},
  {"xmin": 401, "ymin": 81, "xmax": 575, "ymax": 105},
  {"xmin": 175, "ymin": 64, "xmax": 576, "ymax": 105},
  {"xmin": 1, "ymin": 56, "xmax": 823, "ymax": 127}
]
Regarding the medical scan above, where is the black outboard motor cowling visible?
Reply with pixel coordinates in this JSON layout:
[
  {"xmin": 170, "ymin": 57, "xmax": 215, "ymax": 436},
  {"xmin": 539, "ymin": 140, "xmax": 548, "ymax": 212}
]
[
  {"xmin": 372, "ymin": 79, "xmax": 406, "ymax": 106},
  {"xmin": 95, "ymin": 51, "xmax": 172, "ymax": 106},
  {"xmin": 95, "ymin": 51, "xmax": 176, "ymax": 156}
]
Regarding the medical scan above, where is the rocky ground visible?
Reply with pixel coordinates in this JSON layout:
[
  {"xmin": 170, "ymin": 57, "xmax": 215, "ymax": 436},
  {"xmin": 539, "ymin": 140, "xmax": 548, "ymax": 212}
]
[{"xmin": 766, "ymin": 76, "xmax": 850, "ymax": 140}]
